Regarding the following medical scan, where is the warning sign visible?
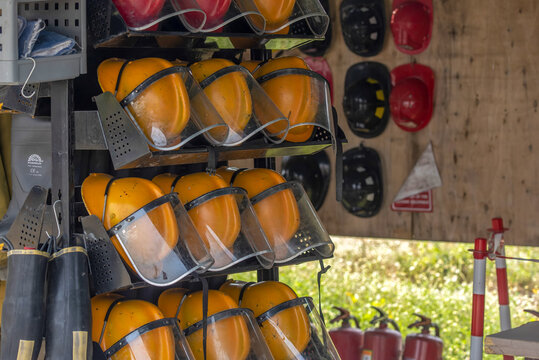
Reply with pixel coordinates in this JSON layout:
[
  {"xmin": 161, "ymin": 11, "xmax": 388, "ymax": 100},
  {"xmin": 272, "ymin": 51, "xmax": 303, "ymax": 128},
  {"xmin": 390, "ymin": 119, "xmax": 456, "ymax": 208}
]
[{"xmin": 391, "ymin": 190, "xmax": 433, "ymax": 212}]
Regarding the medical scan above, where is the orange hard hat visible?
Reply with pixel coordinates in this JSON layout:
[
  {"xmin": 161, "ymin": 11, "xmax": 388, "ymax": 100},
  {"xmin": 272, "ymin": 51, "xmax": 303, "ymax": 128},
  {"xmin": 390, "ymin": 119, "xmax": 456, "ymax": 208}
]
[
  {"xmin": 97, "ymin": 57, "xmax": 190, "ymax": 148},
  {"xmin": 81, "ymin": 173, "xmax": 178, "ymax": 273},
  {"xmin": 153, "ymin": 172, "xmax": 241, "ymax": 253},
  {"xmin": 249, "ymin": 0, "xmax": 296, "ymax": 34},
  {"xmin": 254, "ymin": 56, "xmax": 317, "ymax": 142},
  {"xmin": 190, "ymin": 59, "xmax": 252, "ymax": 137},
  {"xmin": 159, "ymin": 289, "xmax": 251, "ymax": 360},
  {"xmin": 220, "ymin": 280, "xmax": 310, "ymax": 360},
  {"xmin": 231, "ymin": 168, "xmax": 299, "ymax": 258},
  {"xmin": 92, "ymin": 295, "xmax": 175, "ymax": 360}
]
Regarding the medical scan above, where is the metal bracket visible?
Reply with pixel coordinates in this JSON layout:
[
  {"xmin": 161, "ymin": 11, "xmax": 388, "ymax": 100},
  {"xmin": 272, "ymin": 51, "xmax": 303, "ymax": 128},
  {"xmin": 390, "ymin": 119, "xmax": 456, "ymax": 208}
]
[
  {"xmin": 1, "ymin": 83, "xmax": 40, "ymax": 115},
  {"xmin": 94, "ymin": 92, "xmax": 151, "ymax": 169},
  {"xmin": 81, "ymin": 215, "xmax": 133, "ymax": 295},
  {"xmin": 6, "ymin": 186, "xmax": 48, "ymax": 249}
]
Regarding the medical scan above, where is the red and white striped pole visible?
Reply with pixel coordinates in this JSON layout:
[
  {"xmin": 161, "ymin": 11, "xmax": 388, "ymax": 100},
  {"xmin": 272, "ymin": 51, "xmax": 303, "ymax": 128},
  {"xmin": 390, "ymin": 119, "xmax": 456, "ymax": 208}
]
[
  {"xmin": 490, "ymin": 218, "xmax": 514, "ymax": 360},
  {"xmin": 470, "ymin": 237, "xmax": 487, "ymax": 360}
]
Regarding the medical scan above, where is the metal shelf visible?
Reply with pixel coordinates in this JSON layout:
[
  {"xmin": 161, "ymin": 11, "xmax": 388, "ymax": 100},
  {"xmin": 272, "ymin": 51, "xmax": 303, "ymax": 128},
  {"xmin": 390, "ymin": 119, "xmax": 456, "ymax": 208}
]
[
  {"xmin": 202, "ymin": 251, "xmax": 333, "ymax": 279},
  {"xmin": 74, "ymin": 111, "xmax": 346, "ymax": 169},
  {"xmin": 99, "ymin": 251, "xmax": 334, "ymax": 295}
]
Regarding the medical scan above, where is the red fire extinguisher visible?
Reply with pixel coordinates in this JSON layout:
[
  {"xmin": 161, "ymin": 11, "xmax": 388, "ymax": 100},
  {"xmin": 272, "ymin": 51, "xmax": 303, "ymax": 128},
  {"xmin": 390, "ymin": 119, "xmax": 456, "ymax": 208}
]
[
  {"xmin": 329, "ymin": 306, "xmax": 364, "ymax": 360},
  {"xmin": 360, "ymin": 306, "xmax": 402, "ymax": 360},
  {"xmin": 402, "ymin": 313, "xmax": 443, "ymax": 360}
]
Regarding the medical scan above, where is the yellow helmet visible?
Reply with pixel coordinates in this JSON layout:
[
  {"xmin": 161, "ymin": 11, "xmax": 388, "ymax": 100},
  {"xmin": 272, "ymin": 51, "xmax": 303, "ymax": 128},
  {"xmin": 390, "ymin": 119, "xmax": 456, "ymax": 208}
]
[
  {"xmin": 190, "ymin": 59, "xmax": 252, "ymax": 137},
  {"xmin": 242, "ymin": 0, "xmax": 296, "ymax": 34},
  {"xmin": 91, "ymin": 295, "xmax": 176, "ymax": 360},
  {"xmin": 220, "ymin": 280, "xmax": 310, "ymax": 360},
  {"xmin": 97, "ymin": 57, "xmax": 190, "ymax": 148},
  {"xmin": 159, "ymin": 289, "xmax": 251, "ymax": 360},
  {"xmin": 231, "ymin": 168, "xmax": 299, "ymax": 258},
  {"xmin": 254, "ymin": 56, "xmax": 317, "ymax": 142},
  {"xmin": 152, "ymin": 172, "xmax": 241, "ymax": 251},
  {"xmin": 81, "ymin": 173, "xmax": 178, "ymax": 273}
]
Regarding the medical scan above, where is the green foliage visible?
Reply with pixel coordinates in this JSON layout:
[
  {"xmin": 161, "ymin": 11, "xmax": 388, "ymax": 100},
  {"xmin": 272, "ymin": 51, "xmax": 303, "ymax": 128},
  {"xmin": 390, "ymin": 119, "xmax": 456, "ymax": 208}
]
[{"xmin": 235, "ymin": 237, "xmax": 539, "ymax": 360}]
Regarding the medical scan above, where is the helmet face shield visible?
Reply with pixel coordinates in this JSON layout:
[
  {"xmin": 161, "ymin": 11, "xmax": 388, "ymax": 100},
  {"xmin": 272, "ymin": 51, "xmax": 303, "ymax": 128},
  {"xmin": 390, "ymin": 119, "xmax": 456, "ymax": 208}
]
[
  {"xmin": 97, "ymin": 318, "xmax": 195, "ymax": 360},
  {"xmin": 108, "ymin": 193, "xmax": 213, "ymax": 286},
  {"xmin": 256, "ymin": 297, "xmax": 340, "ymax": 360},
  {"xmin": 238, "ymin": 0, "xmax": 329, "ymax": 35},
  {"xmin": 111, "ymin": 0, "xmax": 206, "ymax": 31},
  {"xmin": 97, "ymin": 59, "xmax": 230, "ymax": 152},
  {"xmin": 257, "ymin": 68, "xmax": 335, "ymax": 144},
  {"xmin": 172, "ymin": 0, "xmax": 266, "ymax": 34},
  {"xmin": 195, "ymin": 65, "xmax": 290, "ymax": 146},
  {"xmin": 250, "ymin": 181, "xmax": 334, "ymax": 262},
  {"xmin": 124, "ymin": 66, "xmax": 230, "ymax": 150},
  {"xmin": 300, "ymin": 0, "xmax": 332, "ymax": 56},
  {"xmin": 183, "ymin": 187, "xmax": 274, "ymax": 271},
  {"xmin": 182, "ymin": 308, "xmax": 274, "ymax": 360}
]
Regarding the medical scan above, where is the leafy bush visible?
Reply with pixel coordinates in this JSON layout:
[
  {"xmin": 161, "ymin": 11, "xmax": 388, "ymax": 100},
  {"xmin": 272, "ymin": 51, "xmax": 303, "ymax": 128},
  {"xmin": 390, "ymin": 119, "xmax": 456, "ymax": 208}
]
[{"xmin": 236, "ymin": 237, "xmax": 539, "ymax": 360}]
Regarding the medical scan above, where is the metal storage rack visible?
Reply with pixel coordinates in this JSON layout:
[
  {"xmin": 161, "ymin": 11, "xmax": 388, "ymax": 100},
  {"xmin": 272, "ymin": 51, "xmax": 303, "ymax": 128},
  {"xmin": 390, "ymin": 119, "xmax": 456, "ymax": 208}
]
[
  {"xmin": 44, "ymin": 0, "xmax": 343, "ymax": 289},
  {"xmin": 0, "ymin": 0, "xmax": 87, "ymax": 85}
]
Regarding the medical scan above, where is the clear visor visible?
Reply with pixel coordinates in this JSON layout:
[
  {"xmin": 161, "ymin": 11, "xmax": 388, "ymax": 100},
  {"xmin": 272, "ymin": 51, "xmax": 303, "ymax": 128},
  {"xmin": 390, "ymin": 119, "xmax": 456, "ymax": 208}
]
[
  {"xmin": 257, "ymin": 68, "xmax": 335, "ymax": 145},
  {"xmin": 182, "ymin": 308, "xmax": 273, "ymax": 360},
  {"xmin": 172, "ymin": 0, "xmax": 266, "ymax": 34},
  {"xmin": 238, "ymin": 0, "xmax": 329, "ymax": 35},
  {"xmin": 108, "ymin": 193, "xmax": 214, "ymax": 286},
  {"xmin": 112, "ymin": 0, "xmax": 207, "ymax": 32},
  {"xmin": 183, "ymin": 187, "xmax": 274, "ymax": 271},
  {"xmin": 118, "ymin": 66, "xmax": 229, "ymax": 151},
  {"xmin": 256, "ymin": 297, "xmax": 340, "ymax": 360},
  {"xmin": 100, "ymin": 318, "xmax": 195, "ymax": 360},
  {"xmin": 250, "ymin": 181, "xmax": 334, "ymax": 263},
  {"xmin": 197, "ymin": 65, "xmax": 289, "ymax": 147}
]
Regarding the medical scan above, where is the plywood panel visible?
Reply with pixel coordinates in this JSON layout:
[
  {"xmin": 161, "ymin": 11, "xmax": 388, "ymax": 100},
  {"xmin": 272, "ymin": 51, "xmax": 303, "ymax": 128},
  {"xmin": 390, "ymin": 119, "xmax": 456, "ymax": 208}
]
[{"xmin": 294, "ymin": 0, "xmax": 539, "ymax": 245}]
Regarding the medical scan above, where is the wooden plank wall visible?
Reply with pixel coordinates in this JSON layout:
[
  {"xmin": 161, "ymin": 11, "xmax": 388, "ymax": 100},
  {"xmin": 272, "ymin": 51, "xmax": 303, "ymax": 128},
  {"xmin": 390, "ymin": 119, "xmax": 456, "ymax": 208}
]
[{"xmin": 295, "ymin": 0, "xmax": 539, "ymax": 245}]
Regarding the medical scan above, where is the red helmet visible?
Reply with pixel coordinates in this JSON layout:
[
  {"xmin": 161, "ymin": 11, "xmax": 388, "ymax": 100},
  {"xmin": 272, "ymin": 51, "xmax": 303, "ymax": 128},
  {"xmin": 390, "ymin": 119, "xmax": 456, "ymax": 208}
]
[
  {"xmin": 390, "ymin": 0, "xmax": 433, "ymax": 54},
  {"xmin": 389, "ymin": 63, "xmax": 434, "ymax": 132},
  {"xmin": 112, "ymin": 0, "xmax": 165, "ymax": 30}
]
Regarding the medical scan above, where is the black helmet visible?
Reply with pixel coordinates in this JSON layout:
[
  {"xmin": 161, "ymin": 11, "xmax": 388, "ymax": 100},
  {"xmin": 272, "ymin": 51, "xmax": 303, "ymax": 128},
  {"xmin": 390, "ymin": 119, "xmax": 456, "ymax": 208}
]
[
  {"xmin": 281, "ymin": 150, "xmax": 331, "ymax": 211},
  {"xmin": 343, "ymin": 62, "xmax": 390, "ymax": 138},
  {"xmin": 342, "ymin": 144, "xmax": 383, "ymax": 217},
  {"xmin": 299, "ymin": 0, "xmax": 333, "ymax": 57},
  {"xmin": 340, "ymin": 0, "xmax": 386, "ymax": 57}
]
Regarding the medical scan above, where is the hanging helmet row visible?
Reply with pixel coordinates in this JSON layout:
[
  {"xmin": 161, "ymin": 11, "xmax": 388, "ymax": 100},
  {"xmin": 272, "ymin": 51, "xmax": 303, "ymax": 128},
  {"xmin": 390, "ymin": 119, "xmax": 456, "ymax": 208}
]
[
  {"xmin": 110, "ymin": 0, "xmax": 329, "ymax": 36},
  {"xmin": 81, "ymin": 168, "xmax": 335, "ymax": 290},
  {"xmin": 339, "ymin": 0, "xmax": 435, "ymax": 138},
  {"xmin": 89, "ymin": 280, "xmax": 340, "ymax": 360},
  {"xmin": 337, "ymin": 1, "xmax": 435, "ymax": 218},
  {"xmin": 96, "ymin": 56, "xmax": 335, "ymax": 151},
  {"xmin": 340, "ymin": 0, "xmax": 433, "ymax": 57},
  {"xmin": 343, "ymin": 61, "xmax": 435, "ymax": 138}
]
